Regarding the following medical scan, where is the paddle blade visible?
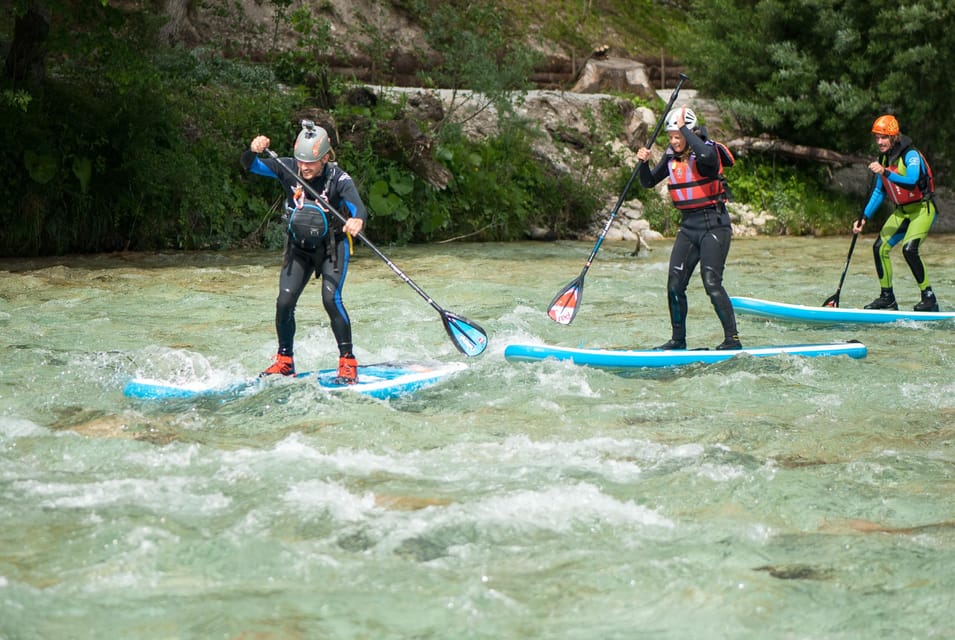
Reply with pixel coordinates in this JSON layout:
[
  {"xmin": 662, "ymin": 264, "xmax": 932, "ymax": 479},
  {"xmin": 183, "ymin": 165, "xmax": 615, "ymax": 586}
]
[
  {"xmin": 547, "ymin": 278, "xmax": 583, "ymax": 325},
  {"xmin": 822, "ymin": 293, "xmax": 840, "ymax": 308},
  {"xmin": 442, "ymin": 311, "xmax": 488, "ymax": 357}
]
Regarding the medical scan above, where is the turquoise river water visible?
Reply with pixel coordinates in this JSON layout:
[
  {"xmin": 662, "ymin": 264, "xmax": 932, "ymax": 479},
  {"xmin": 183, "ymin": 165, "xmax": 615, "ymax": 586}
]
[{"xmin": 1, "ymin": 235, "xmax": 954, "ymax": 639}]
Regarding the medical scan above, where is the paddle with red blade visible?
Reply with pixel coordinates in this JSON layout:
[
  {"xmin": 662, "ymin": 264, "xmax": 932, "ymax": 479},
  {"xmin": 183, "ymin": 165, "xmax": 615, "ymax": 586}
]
[
  {"xmin": 265, "ymin": 149, "xmax": 488, "ymax": 357},
  {"xmin": 547, "ymin": 73, "xmax": 689, "ymax": 324}
]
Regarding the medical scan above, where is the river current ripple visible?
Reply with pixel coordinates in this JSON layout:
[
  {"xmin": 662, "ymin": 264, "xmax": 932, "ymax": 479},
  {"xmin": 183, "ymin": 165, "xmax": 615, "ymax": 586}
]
[{"xmin": 1, "ymin": 236, "xmax": 953, "ymax": 638}]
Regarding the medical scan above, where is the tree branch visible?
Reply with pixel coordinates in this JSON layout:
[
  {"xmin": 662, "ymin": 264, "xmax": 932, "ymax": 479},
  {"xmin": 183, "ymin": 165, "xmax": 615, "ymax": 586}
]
[{"xmin": 725, "ymin": 136, "xmax": 868, "ymax": 165}]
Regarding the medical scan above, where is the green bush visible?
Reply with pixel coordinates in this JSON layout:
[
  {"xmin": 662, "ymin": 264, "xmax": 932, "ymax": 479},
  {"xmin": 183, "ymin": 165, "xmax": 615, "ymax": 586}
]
[
  {"xmin": 336, "ymin": 106, "xmax": 600, "ymax": 243},
  {"xmin": 1, "ymin": 0, "xmax": 605, "ymax": 255},
  {"xmin": 683, "ymin": 0, "xmax": 954, "ymax": 179},
  {"xmin": 0, "ymin": 38, "xmax": 307, "ymax": 256},
  {"xmin": 726, "ymin": 156, "xmax": 860, "ymax": 235},
  {"xmin": 1, "ymin": 0, "xmax": 870, "ymax": 256},
  {"xmin": 629, "ymin": 153, "xmax": 862, "ymax": 238}
]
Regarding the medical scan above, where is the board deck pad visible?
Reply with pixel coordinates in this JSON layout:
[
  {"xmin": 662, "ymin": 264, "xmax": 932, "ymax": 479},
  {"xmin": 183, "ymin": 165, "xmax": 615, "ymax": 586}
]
[
  {"xmin": 124, "ymin": 361, "xmax": 467, "ymax": 401},
  {"xmin": 731, "ymin": 296, "xmax": 955, "ymax": 325},
  {"xmin": 503, "ymin": 341, "xmax": 867, "ymax": 370}
]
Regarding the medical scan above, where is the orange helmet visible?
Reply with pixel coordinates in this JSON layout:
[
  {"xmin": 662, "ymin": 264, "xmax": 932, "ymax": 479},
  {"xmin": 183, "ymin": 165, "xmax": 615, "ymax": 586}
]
[{"xmin": 872, "ymin": 115, "xmax": 900, "ymax": 136}]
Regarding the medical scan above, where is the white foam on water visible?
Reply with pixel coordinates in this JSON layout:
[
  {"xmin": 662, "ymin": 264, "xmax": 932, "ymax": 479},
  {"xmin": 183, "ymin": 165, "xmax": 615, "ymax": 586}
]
[
  {"xmin": 283, "ymin": 479, "xmax": 377, "ymax": 522},
  {"xmin": 0, "ymin": 416, "xmax": 47, "ymax": 439},
  {"xmin": 126, "ymin": 443, "xmax": 205, "ymax": 470},
  {"xmin": 127, "ymin": 345, "xmax": 243, "ymax": 387},
  {"xmin": 458, "ymin": 482, "xmax": 674, "ymax": 531},
  {"xmin": 365, "ymin": 481, "xmax": 674, "ymax": 557},
  {"xmin": 15, "ymin": 475, "xmax": 231, "ymax": 514},
  {"xmin": 266, "ymin": 432, "xmax": 422, "ymax": 476}
]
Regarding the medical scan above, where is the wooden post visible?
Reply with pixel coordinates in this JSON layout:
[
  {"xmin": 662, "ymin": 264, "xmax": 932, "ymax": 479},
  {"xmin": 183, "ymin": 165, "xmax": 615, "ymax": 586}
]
[{"xmin": 660, "ymin": 48, "xmax": 665, "ymax": 90}]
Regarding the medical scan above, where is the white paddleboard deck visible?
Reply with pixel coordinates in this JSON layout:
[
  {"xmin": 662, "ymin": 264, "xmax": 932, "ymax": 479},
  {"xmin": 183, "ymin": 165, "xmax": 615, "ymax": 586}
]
[
  {"xmin": 732, "ymin": 296, "xmax": 955, "ymax": 325},
  {"xmin": 504, "ymin": 341, "xmax": 867, "ymax": 370},
  {"xmin": 124, "ymin": 361, "xmax": 467, "ymax": 401}
]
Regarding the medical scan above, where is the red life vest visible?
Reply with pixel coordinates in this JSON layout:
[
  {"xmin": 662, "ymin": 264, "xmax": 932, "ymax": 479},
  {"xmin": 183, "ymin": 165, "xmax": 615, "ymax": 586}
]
[
  {"xmin": 666, "ymin": 142, "xmax": 732, "ymax": 210},
  {"xmin": 880, "ymin": 147, "xmax": 934, "ymax": 208}
]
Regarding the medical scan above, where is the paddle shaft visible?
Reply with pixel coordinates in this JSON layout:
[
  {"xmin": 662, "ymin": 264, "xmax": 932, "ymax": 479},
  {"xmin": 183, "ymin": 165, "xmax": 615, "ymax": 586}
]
[
  {"xmin": 576, "ymin": 72, "xmax": 689, "ymax": 277},
  {"xmin": 825, "ymin": 173, "xmax": 878, "ymax": 305},
  {"xmin": 546, "ymin": 74, "xmax": 689, "ymax": 324},
  {"xmin": 832, "ymin": 227, "xmax": 860, "ymax": 294}
]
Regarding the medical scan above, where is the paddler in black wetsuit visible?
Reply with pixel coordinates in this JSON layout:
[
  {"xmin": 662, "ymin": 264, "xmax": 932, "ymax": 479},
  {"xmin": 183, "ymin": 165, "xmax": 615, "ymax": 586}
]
[
  {"xmin": 636, "ymin": 106, "xmax": 741, "ymax": 351},
  {"xmin": 241, "ymin": 120, "xmax": 367, "ymax": 383}
]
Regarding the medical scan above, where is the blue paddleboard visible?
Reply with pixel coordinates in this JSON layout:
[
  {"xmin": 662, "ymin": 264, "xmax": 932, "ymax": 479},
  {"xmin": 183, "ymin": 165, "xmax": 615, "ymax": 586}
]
[
  {"xmin": 503, "ymin": 341, "xmax": 867, "ymax": 370},
  {"xmin": 124, "ymin": 361, "xmax": 467, "ymax": 401},
  {"xmin": 731, "ymin": 296, "xmax": 955, "ymax": 325}
]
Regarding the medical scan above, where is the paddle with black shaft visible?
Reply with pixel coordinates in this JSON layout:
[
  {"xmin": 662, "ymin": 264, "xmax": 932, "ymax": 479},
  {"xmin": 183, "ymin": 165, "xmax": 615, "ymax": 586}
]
[
  {"xmin": 822, "ymin": 173, "xmax": 878, "ymax": 308},
  {"xmin": 547, "ymin": 73, "xmax": 689, "ymax": 324},
  {"xmin": 265, "ymin": 149, "xmax": 488, "ymax": 357}
]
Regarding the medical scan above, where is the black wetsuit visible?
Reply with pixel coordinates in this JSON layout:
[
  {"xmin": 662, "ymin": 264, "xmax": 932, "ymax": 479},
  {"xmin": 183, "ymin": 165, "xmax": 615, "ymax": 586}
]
[
  {"xmin": 637, "ymin": 127, "xmax": 738, "ymax": 344},
  {"xmin": 241, "ymin": 151, "xmax": 368, "ymax": 358}
]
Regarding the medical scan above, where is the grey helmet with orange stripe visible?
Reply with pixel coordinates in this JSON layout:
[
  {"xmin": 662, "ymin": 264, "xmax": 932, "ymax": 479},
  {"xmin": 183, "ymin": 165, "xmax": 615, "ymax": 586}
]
[{"xmin": 294, "ymin": 120, "xmax": 332, "ymax": 162}]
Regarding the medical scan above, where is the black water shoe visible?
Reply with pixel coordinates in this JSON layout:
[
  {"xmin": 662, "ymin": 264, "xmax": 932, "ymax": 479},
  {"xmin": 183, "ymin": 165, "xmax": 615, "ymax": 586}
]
[
  {"xmin": 653, "ymin": 339, "xmax": 686, "ymax": 351},
  {"xmin": 914, "ymin": 289, "xmax": 939, "ymax": 312},
  {"xmin": 864, "ymin": 289, "xmax": 898, "ymax": 310},
  {"xmin": 715, "ymin": 336, "xmax": 743, "ymax": 350}
]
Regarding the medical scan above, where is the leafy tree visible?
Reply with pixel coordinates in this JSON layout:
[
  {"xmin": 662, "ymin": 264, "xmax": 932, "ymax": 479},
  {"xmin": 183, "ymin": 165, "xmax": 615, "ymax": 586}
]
[
  {"xmin": 407, "ymin": 0, "xmax": 541, "ymax": 136},
  {"xmin": 869, "ymin": 1, "xmax": 953, "ymax": 170},
  {"xmin": 1, "ymin": 0, "xmax": 298, "ymax": 255},
  {"xmin": 1, "ymin": 0, "xmax": 602, "ymax": 253},
  {"xmin": 683, "ymin": 0, "xmax": 954, "ymax": 179}
]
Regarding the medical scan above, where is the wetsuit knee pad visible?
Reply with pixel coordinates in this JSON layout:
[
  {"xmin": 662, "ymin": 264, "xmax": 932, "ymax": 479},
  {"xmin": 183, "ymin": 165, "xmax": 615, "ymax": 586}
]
[
  {"xmin": 276, "ymin": 290, "xmax": 299, "ymax": 310},
  {"xmin": 872, "ymin": 236, "xmax": 886, "ymax": 258},
  {"xmin": 902, "ymin": 238, "xmax": 921, "ymax": 259},
  {"xmin": 667, "ymin": 265, "xmax": 694, "ymax": 293},
  {"xmin": 902, "ymin": 239, "xmax": 926, "ymax": 282},
  {"xmin": 701, "ymin": 267, "xmax": 724, "ymax": 293}
]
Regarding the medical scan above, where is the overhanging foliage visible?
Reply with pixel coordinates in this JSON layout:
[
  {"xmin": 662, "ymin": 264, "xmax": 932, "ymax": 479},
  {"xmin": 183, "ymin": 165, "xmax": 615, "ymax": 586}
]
[{"xmin": 683, "ymin": 0, "xmax": 953, "ymax": 178}]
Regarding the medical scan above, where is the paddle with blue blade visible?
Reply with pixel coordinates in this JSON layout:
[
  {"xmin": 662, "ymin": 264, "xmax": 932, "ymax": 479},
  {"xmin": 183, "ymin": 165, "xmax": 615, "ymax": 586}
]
[
  {"xmin": 265, "ymin": 149, "xmax": 488, "ymax": 357},
  {"xmin": 823, "ymin": 173, "xmax": 878, "ymax": 308},
  {"xmin": 547, "ymin": 73, "xmax": 689, "ymax": 324}
]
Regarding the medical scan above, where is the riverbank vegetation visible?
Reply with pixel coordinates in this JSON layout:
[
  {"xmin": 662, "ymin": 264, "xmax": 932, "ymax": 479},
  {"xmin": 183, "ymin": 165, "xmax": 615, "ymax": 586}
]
[{"xmin": 2, "ymin": 0, "xmax": 946, "ymax": 256}]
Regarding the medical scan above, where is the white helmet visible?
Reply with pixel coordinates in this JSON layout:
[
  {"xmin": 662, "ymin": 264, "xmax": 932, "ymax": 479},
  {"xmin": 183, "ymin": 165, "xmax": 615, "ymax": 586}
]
[
  {"xmin": 294, "ymin": 120, "xmax": 332, "ymax": 162},
  {"xmin": 664, "ymin": 107, "xmax": 698, "ymax": 132}
]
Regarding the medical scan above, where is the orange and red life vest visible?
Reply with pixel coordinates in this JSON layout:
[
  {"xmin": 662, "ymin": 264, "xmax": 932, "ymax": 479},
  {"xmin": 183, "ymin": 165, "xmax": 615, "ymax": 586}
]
[
  {"xmin": 880, "ymin": 147, "xmax": 935, "ymax": 208},
  {"xmin": 666, "ymin": 141, "xmax": 733, "ymax": 210}
]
